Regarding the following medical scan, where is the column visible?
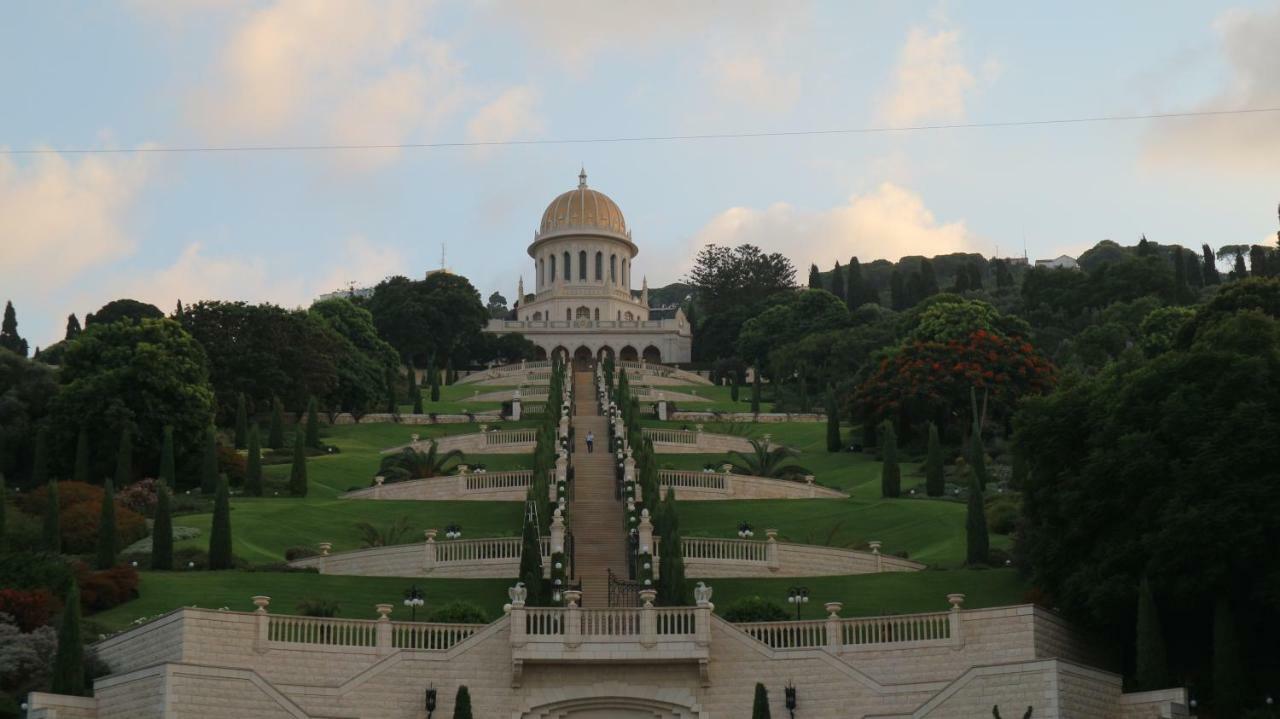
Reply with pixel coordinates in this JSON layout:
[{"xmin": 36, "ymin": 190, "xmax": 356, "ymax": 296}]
[
  {"xmin": 639, "ymin": 589, "xmax": 658, "ymax": 648},
  {"xmin": 253, "ymin": 596, "xmax": 270, "ymax": 653},
  {"xmin": 375, "ymin": 604, "xmax": 393, "ymax": 655},
  {"xmin": 824, "ymin": 602, "xmax": 843, "ymax": 654},
  {"xmin": 564, "ymin": 590, "xmax": 582, "ymax": 649},
  {"xmin": 947, "ymin": 593, "xmax": 966, "ymax": 647},
  {"xmin": 423, "ymin": 529, "xmax": 438, "ymax": 572},
  {"xmin": 550, "ymin": 509, "xmax": 565, "ymax": 554},
  {"xmin": 766, "ymin": 529, "xmax": 780, "ymax": 572},
  {"xmin": 507, "ymin": 584, "xmax": 528, "ymax": 648},
  {"xmin": 694, "ymin": 584, "xmax": 714, "ymax": 648},
  {"xmin": 869, "ymin": 540, "xmax": 882, "ymax": 572}
]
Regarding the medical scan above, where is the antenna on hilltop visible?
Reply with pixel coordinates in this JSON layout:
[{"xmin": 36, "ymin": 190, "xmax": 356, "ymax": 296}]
[{"xmin": 440, "ymin": 241, "xmax": 447, "ymax": 270}]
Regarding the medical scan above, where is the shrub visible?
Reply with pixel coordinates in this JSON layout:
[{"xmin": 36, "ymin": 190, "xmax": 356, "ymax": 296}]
[
  {"xmin": 0, "ymin": 588, "xmax": 61, "ymax": 631},
  {"xmin": 173, "ymin": 547, "xmax": 211, "ymax": 570},
  {"xmin": 722, "ymin": 596, "xmax": 788, "ymax": 623},
  {"xmin": 985, "ymin": 495, "xmax": 1020, "ymax": 535},
  {"xmin": 116, "ymin": 478, "xmax": 160, "ymax": 516},
  {"xmin": 216, "ymin": 445, "xmax": 247, "ymax": 487},
  {"xmin": 16, "ymin": 482, "xmax": 146, "ymax": 554},
  {"xmin": 75, "ymin": 563, "xmax": 140, "ymax": 612},
  {"xmin": 284, "ymin": 546, "xmax": 320, "ymax": 561},
  {"xmin": 0, "ymin": 552, "xmax": 75, "ymax": 597},
  {"xmin": 426, "ymin": 601, "xmax": 488, "ymax": 624},
  {"xmin": 296, "ymin": 598, "xmax": 339, "ymax": 617}
]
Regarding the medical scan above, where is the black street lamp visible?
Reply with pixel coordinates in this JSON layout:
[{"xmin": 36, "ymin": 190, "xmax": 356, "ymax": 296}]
[
  {"xmin": 786, "ymin": 586, "xmax": 809, "ymax": 620},
  {"xmin": 403, "ymin": 585, "xmax": 425, "ymax": 621},
  {"xmin": 784, "ymin": 682, "xmax": 797, "ymax": 718}
]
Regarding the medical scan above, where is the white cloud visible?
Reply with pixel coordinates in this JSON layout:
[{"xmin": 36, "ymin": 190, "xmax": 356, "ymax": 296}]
[
  {"xmin": 685, "ymin": 182, "xmax": 978, "ymax": 270},
  {"xmin": 0, "ymin": 150, "xmax": 150, "ymax": 295},
  {"xmin": 705, "ymin": 52, "xmax": 800, "ymax": 112},
  {"xmin": 878, "ymin": 27, "xmax": 976, "ymax": 125},
  {"xmin": 1144, "ymin": 5, "xmax": 1280, "ymax": 172},
  {"xmin": 466, "ymin": 86, "xmax": 542, "ymax": 144}
]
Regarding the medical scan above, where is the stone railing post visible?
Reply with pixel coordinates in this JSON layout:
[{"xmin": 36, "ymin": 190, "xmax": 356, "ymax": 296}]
[
  {"xmin": 805, "ymin": 474, "xmax": 816, "ymax": 498},
  {"xmin": 623, "ymin": 448, "xmax": 636, "ymax": 485},
  {"xmin": 372, "ymin": 476, "xmax": 384, "ymax": 500},
  {"xmin": 694, "ymin": 583, "xmax": 714, "ymax": 648},
  {"xmin": 550, "ymin": 509, "xmax": 565, "ymax": 554},
  {"xmin": 253, "ymin": 596, "xmax": 270, "ymax": 653},
  {"xmin": 564, "ymin": 591, "xmax": 582, "ymax": 649},
  {"xmin": 824, "ymin": 602, "xmax": 843, "ymax": 654},
  {"xmin": 948, "ymin": 593, "xmax": 966, "ymax": 648},
  {"xmin": 375, "ymin": 604, "xmax": 393, "ymax": 655},
  {"xmin": 555, "ymin": 451, "xmax": 568, "ymax": 483},
  {"xmin": 869, "ymin": 540, "xmax": 883, "ymax": 572},
  {"xmin": 657, "ymin": 399, "xmax": 668, "ymax": 421},
  {"xmin": 695, "ymin": 423, "xmax": 705, "ymax": 449},
  {"xmin": 639, "ymin": 589, "xmax": 658, "ymax": 647},
  {"xmin": 765, "ymin": 529, "xmax": 780, "ymax": 572},
  {"xmin": 762, "ymin": 433, "xmax": 772, "ymax": 450},
  {"xmin": 317, "ymin": 542, "xmax": 331, "ymax": 573},
  {"xmin": 558, "ymin": 415, "xmax": 569, "ymax": 440},
  {"xmin": 511, "ymin": 391, "xmax": 522, "ymax": 421},
  {"xmin": 637, "ymin": 509, "xmax": 654, "ymax": 555},
  {"xmin": 507, "ymin": 585, "xmax": 527, "ymax": 648},
  {"xmin": 423, "ymin": 529, "xmax": 438, "ymax": 572}
]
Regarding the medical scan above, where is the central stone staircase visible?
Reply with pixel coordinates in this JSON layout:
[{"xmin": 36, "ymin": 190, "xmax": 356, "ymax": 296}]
[{"xmin": 568, "ymin": 368, "xmax": 628, "ymax": 607}]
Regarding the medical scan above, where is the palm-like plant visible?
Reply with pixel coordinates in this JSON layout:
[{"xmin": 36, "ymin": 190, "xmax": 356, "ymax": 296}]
[
  {"xmin": 378, "ymin": 441, "xmax": 463, "ymax": 483},
  {"xmin": 727, "ymin": 438, "xmax": 810, "ymax": 480}
]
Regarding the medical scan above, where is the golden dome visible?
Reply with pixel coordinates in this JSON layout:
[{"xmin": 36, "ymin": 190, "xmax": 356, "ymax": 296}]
[{"xmin": 538, "ymin": 169, "xmax": 627, "ymax": 237}]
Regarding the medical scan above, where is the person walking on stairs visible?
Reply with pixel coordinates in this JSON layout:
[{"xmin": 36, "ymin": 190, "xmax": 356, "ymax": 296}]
[{"xmin": 585, "ymin": 430, "xmax": 595, "ymax": 453}]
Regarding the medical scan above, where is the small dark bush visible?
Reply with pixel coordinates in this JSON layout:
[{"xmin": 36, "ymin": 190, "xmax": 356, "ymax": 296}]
[
  {"xmin": 245, "ymin": 563, "xmax": 318, "ymax": 574},
  {"xmin": 297, "ymin": 598, "xmax": 340, "ymax": 617},
  {"xmin": 285, "ymin": 546, "xmax": 321, "ymax": 561},
  {"xmin": 986, "ymin": 547, "xmax": 1013, "ymax": 568},
  {"xmin": 0, "ymin": 551, "xmax": 76, "ymax": 597},
  {"xmin": 173, "ymin": 547, "xmax": 210, "ymax": 570},
  {"xmin": 0, "ymin": 588, "xmax": 62, "ymax": 630},
  {"xmin": 985, "ymin": 495, "xmax": 1020, "ymax": 536},
  {"xmin": 76, "ymin": 563, "xmax": 140, "ymax": 612},
  {"xmin": 722, "ymin": 596, "xmax": 788, "ymax": 623},
  {"xmin": 426, "ymin": 600, "xmax": 488, "ymax": 624}
]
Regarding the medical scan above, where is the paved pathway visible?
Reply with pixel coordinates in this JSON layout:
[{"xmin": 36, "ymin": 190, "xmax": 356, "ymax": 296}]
[{"xmin": 568, "ymin": 368, "xmax": 627, "ymax": 607}]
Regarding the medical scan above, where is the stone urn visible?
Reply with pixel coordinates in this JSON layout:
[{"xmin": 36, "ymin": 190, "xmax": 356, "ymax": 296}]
[
  {"xmin": 252, "ymin": 596, "xmax": 271, "ymax": 613},
  {"xmin": 564, "ymin": 590, "xmax": 583, "ymax": 608},
  {"xmin": 375, "ymin": 603, "xmax": 394, "ymax": 620},
  {"xmin": 947, "ymin": 593, "xmax": 966, "ymax": 610},
  {"xmin": 824, "ymin": 601, "xmax": 843, "ymax": 618},
  {"xmin": 318, "ymin": 542, "xmax": 332, "ymax": 556},
  {"xmin": 638, "ymin": 589, "xmax": 657, "ymax": 608}
]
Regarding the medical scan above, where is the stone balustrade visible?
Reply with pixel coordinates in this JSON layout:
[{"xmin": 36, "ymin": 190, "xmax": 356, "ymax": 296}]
[
  {"xmin": 381, "ymin": 429, "xmax": 536, "ymax": 455},
  {"xmin": 736, "ymin": 609, "xmax": 956, "ymax": 652},
  {"xmin": 343, "ymin": 470, "xmax": 534, "ymax": 501},
  {"xmin": 658, "ymin": 469, "xmax": 847, "ymax": 500},
  {"xmin": 288, "ymin": 535, "xmax": 552, "ymax": 578},
  {"xmin": 640, "ymin": 426, "xmax": 757, "ymax": 453},
  {"xmin": 652, "ymin": 534, "xmax": 925, "ymax": 578}
]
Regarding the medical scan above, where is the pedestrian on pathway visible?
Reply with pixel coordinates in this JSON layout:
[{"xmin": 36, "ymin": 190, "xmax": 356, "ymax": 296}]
[{"xmin": 586, "ymin": 430, "xmax": 595, "ymax": 453}]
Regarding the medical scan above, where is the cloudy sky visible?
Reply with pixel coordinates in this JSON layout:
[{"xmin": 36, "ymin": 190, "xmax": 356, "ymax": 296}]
[{"xmin": 3, "ymin": 1, "xmax": 1279, "ymax": 348}]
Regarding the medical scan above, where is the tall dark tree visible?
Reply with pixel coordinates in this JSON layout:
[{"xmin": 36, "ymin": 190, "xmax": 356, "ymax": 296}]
[
  {"xmin": 919, "ymin": 258, "xmax": 940, "ymax": 297},
  {"xmin": 517, "ymin": 514, "xmax": 545, "ymax": 605},
  {"xmin": 0, "ymin": 472, "xmax": 5, "ymax": 551},
  {"xmin": 750, "ymin": 365, "xmax": 761, "ymax": 414},
  {"xmin": 994, "ymin": 259, "xmax": 1015, "ymax": 290},
  {"xmin": 1136, "ymin": 234, "xmax": 1153, "ymax": 256},
  {"xmin": 305, "ymin": 396, "xmax": 320, "ymax": 448},
  {"xmin": 234, "ymin": 393, "xmax": 248, "ymax": 449},
  {"xmin": 208, "ymin": 474, "xmax": 233, "ymax": 569},
  {"xmin": 1135, "ymin": 575, "xmax": 1168, "ymax": 690},
  {"xmin": 151, "ymin": 484, "xmax": 173, "ymax": 570},
  {"xmin": 965, "ymin": 466, "xmax": 989, "ymax": 566},
  {"xmin": 87, "ymin": 298, "xmax": 163, "ymax": 326},
  {"xmin": 879, "ymin": 421, "xmax": 900, "ymax": 498},
  {"xmin": 366, "ymin": 273, "xmax": 489, "ymax": 370},
  {"xmin": 267, "ymin": 396, "xmax": 285, "ymax": 450},
  {"xmin": 1233, "ymin": 250, "xmax": 1248, "ymax": 279},
  {"xmin": 966, "ymin": 263, "xmax": 983, "ymax": 291},
  {"xmin": 50, "ymin": 581, "xmax": 86, "ymax": 696},
  {"xmin": 73, "ymin": 427, "xmax": 90, "ymax": 485},
  {"xmin": 159, "ymin": 425, "xmax": 176, "ymax": 490},
  {"xmin": 657, "ymin": 489, "xmax": 687, "ymax": 606},
  {"xmin": 95, "ymin": 479, "xmax": 118, "ymax": 569},
  {"xmin": 829, "ymin": 261, "xmax": 846, "ymax": 302},
  {"xmin": 925, "ymin": 422, "xmax": 944, "ymax": 497},
  {"xmin": 405, "ymin": 363, "xmax": 419, "ymax": 402},
  {"xmin": 173, "ymin": 299, "xmax": 184, "ymax": 321},
  {"xmin": 43, "ymin": 476, "xmax": 61, "ymax": 553},
  {"xmin": 245, "ymin": 424, "xmax": 263, "ymax": 497},
  {"xmin": 410, "ymin": 366, "xmax": 424, "ymax": 414},
  {"xmin": 751, "ymin": 682, "xmax": 771, "ymax": 719},
  {"xmin": 200, "ymin": 425, "xmax": 218, "ymax": 495},
  {"xmin": 428, "ymin": 356, "xmax": 441, "ymax": 402},
  {"xmin": 0, "ymin": 301, "xmax": 28, "ymax": 357},
  {"xmin": 288, "ymin": 430, "xmax": 308, "ymax": 497},
  {"xmin": 1213, "ymin": 596, "xmax": 1247, "ymax": 715},
  {"xmin": 65, "ymin": 313, "xmax": 82, "ymax": 340},
  {"xmin": 452, "ymin": 685, "xmax": 473, "ymax": 719},
  {"xmin": 889, "ymin": 268, "xmax": 906, "ymax": 310},
  {"xmin": 113, "ymin": 427, "xmax": 132, "ymax": 487},
  {"xmin": 846, "ymin": 257, "xmax": 870, "ymax": 308},
  {"xmin": 1201, "ymin": 244, "xmax": 1221, "ymax": 285},
  {"xmin": 1173, "ymin": 245, "xmax": 1188, "ymax": 295},
  {"xmin": 1250, "ymin": 244, "xmax": 1270, "ymax": 277},
  {"xmin": 825, "ymin": 388, "xmax": 841, "ymax": 452},
  {"xmin": 807, "ymin": 263, "xmax": 822, "ymax": 289},
  {"xmin": 1183, "ymin": 251, "xmax": 1203, "ymax": 289}
]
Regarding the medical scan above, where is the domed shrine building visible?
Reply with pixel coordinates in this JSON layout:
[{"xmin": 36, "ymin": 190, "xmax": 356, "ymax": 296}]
[{"xmin": 485, "ymin": 170, "xmax": 692, "ymax": 365}]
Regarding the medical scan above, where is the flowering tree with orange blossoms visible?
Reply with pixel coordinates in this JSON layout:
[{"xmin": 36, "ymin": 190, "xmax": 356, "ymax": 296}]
[{"xmin": 851, "ymin": 329, "xmax": 1056, "ymax": 439}]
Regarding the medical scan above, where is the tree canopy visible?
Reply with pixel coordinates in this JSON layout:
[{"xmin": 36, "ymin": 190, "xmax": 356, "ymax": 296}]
[
  {"xmin": 86, "ymin": 298, "xmax": 164, "ymax": 327},
  {"xmin": 366, "ymin": 273, "xmax": 489, "ymax": 367},
  {"xmin": 685, "ymin": 244, "xmax": 796, "ymax": 361}
]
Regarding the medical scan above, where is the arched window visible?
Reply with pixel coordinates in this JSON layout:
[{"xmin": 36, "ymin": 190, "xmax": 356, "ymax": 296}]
[
  {"xmin": 549, "ymin": 255, "xmax": 556, "ymax": 281},
  {"xmin": 624, "ymin": 311, "xmax": 634, "ymax": 321},
  {"xmin": 593, "ymin": 308, "xmax": 600, "ymax": 320},
  {"xmin": 617, "ymin": 310, "xmax": 621, "ymax": 320},
  {"xmin": 563, "ymin": 252, "xmax": 571, "ymax": 281},
  {"xmin": 610, "ymin": 255, "xmax": 617, "ymax": 283},
  {"xmin": 622, "ymin": 259, "xmax": 628, "ymax": 287},
  {"xmin": 575, "ymin": 306, "xmax": 590, "ymax": 319},
  {"xmin": 532, "ymin": 311, "xmax": 542, "ymax": 321},
  {"xmin": 565, "ymin": 308, "xmax": 571, "ymax": 321},
  {"xmin": 595, "ymin": 252, "xmax": 603, "ymax": 281},
  {"xmin": 539, "ymin": 259, "xmax": 545, "ymax": 286},
  {"xmin": 578, "ymin": 251, "xmax": 587, "ymax": 280}
]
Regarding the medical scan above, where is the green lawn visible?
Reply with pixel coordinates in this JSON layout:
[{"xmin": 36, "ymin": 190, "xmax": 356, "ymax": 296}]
[
  {"xmin": 657, "ymin": 383, "xmax": 751, "ymax": 411},
  {"xmin": 89, "ymin": 571, "xmax": 512, "ymax": 632},
  {"xmin": 706, "ymin": 568, "xmax": 1028, "ymax": 620},
  {"xmin": 397, "ymin": 382, "xmax": 516, "ymax": 414},
  {"xmin": 646, "ymin": 420, "xmax": 1011, "ymax": 567}
]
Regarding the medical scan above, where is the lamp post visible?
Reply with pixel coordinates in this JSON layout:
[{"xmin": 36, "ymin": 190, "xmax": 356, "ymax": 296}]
[
  {"xmin": 444, "ymin": 523, "xmax": 462, "ymax": 539},
  {"xmin": 784, "ymin": 682, "xmax": 797, "ymax": 718},
  {"xmin": 786, "ymin": 586, "xmax": 809, "ymax": 621},
  {"xmin": 403, "ymin": 585, "xmax": 425, "ymax": 621},
  {"xmin": 737, "ymin": 521, "xmax": 754, "ymax": 539}
]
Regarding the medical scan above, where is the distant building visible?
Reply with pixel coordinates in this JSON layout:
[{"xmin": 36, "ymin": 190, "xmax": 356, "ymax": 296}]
[
  {"xmin": 1034, "ymin": 254, "xmax": 1079, "ymax": 270},
  {"xmin": 316, "ymin": 285, "xmax": 375, "ymax": 302}
]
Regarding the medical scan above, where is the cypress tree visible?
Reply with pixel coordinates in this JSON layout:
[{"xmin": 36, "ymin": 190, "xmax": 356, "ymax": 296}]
[
  {"xmin": 1212, "ymin": 596, "xmax": 1246, "ymax": 716},
  {"xmin": 208, "ymin": 474, "xmax": 233, "ymax": 569},
  {"xmin": 657, "ymin": 489, "xmax": 686, "ymax": 606},
  {"xmin": 159, "ymin": 425, "xmax": 176, "ymax": 490},
  {"xmin": 0, "ymin": 300, "xmax": 28, "ymax": 357},
  {"xmin": 517, "ymin": 514, "xmax": 544, "ymax": 605},
  {"xmin": 245, "ymin": 425, "xmax": 263, "ymax": 497},
  {"xmin": 234, "ymin": 393, "xmax": 248, "ymax": 449},
  {"xmin": 750, "ymin": 366, "xmax": 761, "ymax": 414},
  {"xmin": 880, "ymin": 421, "xmax": 900, "ymax": 498},
  {"xmin": 151, "ymin": 485, "xmax": 173, "ymax": 570},
  {"xmin": 43, "ymin": 477, "xmax": 61, "ymax": 554},
  {"xmin": 752, "ymin": 682, "xmax": 771, "ymax": 719},
  {"xmin": 385, "ymin": 368, "xmax": 398, "ymax": 413},
  {"xmin": 889, "ymin": 268, "xmax": 906, "ymax": 310},
  {"xmin": 925, "ymin": 422, "xmax": 944, "ymax": 497},
  {"xmin": 1137, "ymin": 235, "xmax": 1152, "ymax": 256},
  {"xmin": 267, "ymin": 396, "xmax": 285, "ymax": 450},
  {"xmin": 0, "ymin": 473, "xmax": 7, "ymax": 552},
  {"xmin": 830, "ymin": 260, "xmax": 846, "ymax": 302},
  {"xmin": 965, "ymin": 467, "xmax": 989, "ymax": 566},
  {"xmin": 1201, "ymin": 244, "xmax": 1220, "ymax": 285},
  {"xmin": 847, "ymin": 256, "xmax": 869, "ymax": 308},
  {"xmin": 428, "ymin": 357, "xmax": 441, "ymax": 402},
  {"xmin": 1184, "ymin": 250, "xmax": 1204, "ymax": 288},
  {"xmin": 95, "ymin": 479, "xmax": 118, "ymax": 569},
  {"xmin": 824, "ymin": 388, "xmax": 841, "ymax": 452},
  {"xmin": 305, "ymin": 396, "xmax": 320, "ymax": 448},
  {"xmin": 1173, "ymin": 245, "xmax": 1188, "ymax": 294},
  {"xmin": 114, "ymin": 427, "xmax": 132, "ymax": 487},
  {"xmin": 445, "ymin": 358, "xmax": 455, "ymax": 385},
  {"xmin": 453, "ymin": 686, "xmax": 473, "ymax": 719},
  {"xmin": 405, "ymin": 363, "xmax": 419, "ymax": 402},
  {"xmin": 73, "ymin": 426, "xmax": 90, "ymax": 485},
  {"xmin": 1135, "ymin": 575, "xmax": 1169, "ymax": 690},
  {"xmin": 50, "ymin": 581, "xmax": 86, "ymax": 696},
  {"xmin": 807, "ymin": 263, "xmax": 821, "ymax": 289},
  {"xmin": 65, "ymin": 313, "xmax": 82, "ymax": 340},
  {"xmin": 730, "ymin": 374, "xmax": 740, "ymax": 403},
  {"xmin": 969, "ymin": 419, "xmax": 987, "ymax": 491},
  {"xmin": 288, "ymin": 430, "xmax": 308, "ymax": 497},
  {"xmin": 200, "ymin": 425, "xmax": 218, "ymax": 495},
  {"xmin": 1233, "ymin": 250, "xmax": 1247, "ymax": 279},
  {"xmin": 919, "ymin": 258, "xmax": 939, "ymax": 296}
]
